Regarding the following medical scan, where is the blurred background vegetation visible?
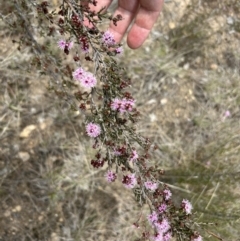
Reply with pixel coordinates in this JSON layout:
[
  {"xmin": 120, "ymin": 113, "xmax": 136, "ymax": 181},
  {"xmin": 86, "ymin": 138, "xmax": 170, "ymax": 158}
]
[{"xmin": 0, "ymin": 0, "xmax": 239, "ymax": 240}]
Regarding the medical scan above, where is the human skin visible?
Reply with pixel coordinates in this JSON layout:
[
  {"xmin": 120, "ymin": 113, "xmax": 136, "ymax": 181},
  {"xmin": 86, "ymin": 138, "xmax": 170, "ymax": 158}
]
[{"xmin": 90, "ymin": 0, "xmax": 164, "ymax": 49}]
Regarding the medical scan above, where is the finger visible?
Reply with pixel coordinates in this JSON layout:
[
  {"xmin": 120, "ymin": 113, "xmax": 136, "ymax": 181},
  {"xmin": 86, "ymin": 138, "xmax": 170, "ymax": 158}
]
[
  {"xmin": 127, "ymin": 0, "xmax": 164, "ymax": 49},
  {"xmin": 108, "ymin": 0, "xmax": 139, "ymax": 44}
]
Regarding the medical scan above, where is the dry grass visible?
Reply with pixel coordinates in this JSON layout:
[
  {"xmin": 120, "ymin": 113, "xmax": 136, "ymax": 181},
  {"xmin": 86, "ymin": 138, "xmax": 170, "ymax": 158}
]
[{"xmin": 0, "ymin": 0, "xmax": 240, "ymax": 240}]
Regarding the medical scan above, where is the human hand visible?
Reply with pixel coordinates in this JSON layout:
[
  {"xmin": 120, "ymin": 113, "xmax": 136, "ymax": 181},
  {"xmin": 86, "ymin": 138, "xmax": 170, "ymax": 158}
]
[{"xmin": 90, "ymin": 0, "xmax": 164, "ymax": 49}]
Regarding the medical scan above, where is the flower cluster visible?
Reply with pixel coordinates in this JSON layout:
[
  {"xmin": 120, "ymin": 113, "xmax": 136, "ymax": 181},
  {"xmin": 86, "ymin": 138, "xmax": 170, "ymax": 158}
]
[
  {"xmin": 102, "ymin": 30, "xmax": 115, "ymax": 46},
  {"xmin": 130, "ymin": 150, "xmax": 138, "ymax": 162},
  {"xmin": 122, "ymin": 173, "xmax": 137, "ymax": 189},
  {"xmin": 182, "ymin": 199, "xmax": 193, "ymax": 215},
  {"xmin": 144, "ymin": 180, "xmax": 158, "ymax": 191},
  {"xmin": 163, "ymin": 189, "xmax": 172, "ymax": 201},
  {"xmin": 101, "ymin": 31, "xmax": 123, "ymax": 55},
  {"xmin": 111, "ymin": 98, "xmax": 135, "ymax": 113},
  {"xmin": 115, "ymin": 46, "xmax": 123, "ymax": 55},
  {"xmin": 148, "ymin": 211, "xmax": 172, "ymax": 241},
  {"xmin": 73, "ymin": 67, "xmax": 97, "ymax": 88},
  {"xmin": 153, "ymin": 232, "xmax": 172, "ymax": 241},
  {"xmin": 158, "ymin": 203, "xmax": 167, "ymax": 213},
  {"xmin": 105, "ymin": 170, "xmax": 117, "ymax": 182}
]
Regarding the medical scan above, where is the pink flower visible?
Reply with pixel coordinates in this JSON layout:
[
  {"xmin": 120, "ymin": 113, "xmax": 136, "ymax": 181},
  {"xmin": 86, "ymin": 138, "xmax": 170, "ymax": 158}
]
[
  {"xmin": 152, "ymin": 231, "xmax": 172, "ymax": 241},
  {"xmin": 81, "ymin": 44, "xmax": 89, "ymax": 53},
  {"xmin": 163, "ymin": 232, "xmax": 172, "ymax": 241},
  {"xmin": 182, "ymin": 199, "xmax": 193, "ymax": 215},
  {"xmin": 73, "ymin": 67, "xmax": 86, "ymax": 81},
  {"xmin": 122, "ymin": 173, "xmax": 137, "ymax": 189},
  {"xmin": 57, "ymin": 39, "xmax": 73, "ymax": 50},
  {"xmin": 130, "ymin": 150, "xmax": 138, "ymax": 162},
  {"xmin": 80, "ymin": 72, "xmax": 97, "ymax": 88},
  {"xmin": 58, "ymin": 40, "xmax": 66, "ymax": 49},
  {"xmin": 122, "ymin": 98, "xmax": 135, "ymax": 112},
  {"xmin": 111, "ymin": 98, "xmax": 123, "ymax": 111},
  {"xmin": 144, "ymin": 181, "xmax": 158, "ymax": 191},
  {"xmin": 222, "ymin": 110, "xmax": 231, "ymax": 121},
  {"xmin": 73, "ymin": 68, "xmax": 97, "ymax": 88},
  {"xmin": 114, "ymin": 149, "xmax": 122, "ymax": 156},
  {"xmin": 155, "ymin": 218, "xmax": 170, "ymax": 233},
  {"xmin": 115, "ymin": 46, "xmax": 123, "ymax": 55},
  {"xmin": 111, "ymin": 98, "xmax": 135, "ymax": 113},
  {"xmin": 152, "ymin": 232, "xmax": 172, "ymax": 241},
  {"xmin": 114, "ymin": 146, "xmax": 126, "ymax": 156},
  {"xmin": 67, "ymin": 41, "xmax": 73, "ymax": 49},
  {"xmin": 147, "ymin": 211, "xmax": 158, "ymax": 226},
  {"xmin": 86, "ymin": 123, "xmax": 101, "ymax": 138},
  {"xmin": 163, "ymin": 189, "xmax": 172, "ymax": 201},
  {"xmin": 152, "ymin": 233, "xmax": 163, "ymax": 241},
  {"xmin": 158, "ymin": 203, "xmax": 167, "ymax": 213},
  {"xmin": 224, "ymin": 110, "xmax": 231, "ymax": 117},
  {"xmin": 105, "ymin": 170, "xmax": 117, "ymax": 182},
  {"xmin": 193, "ymin": 235, "xmax": 203, "ymax": 241},
  {"xmin": 102, "ymin": 31, "xmax": 115, "ymax": 46}
]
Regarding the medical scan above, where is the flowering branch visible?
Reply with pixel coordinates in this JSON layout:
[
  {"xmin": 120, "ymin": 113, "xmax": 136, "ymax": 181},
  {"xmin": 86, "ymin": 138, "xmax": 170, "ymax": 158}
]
[{"xmin": 5, "ymin": 0, "xmax": 203, "ymax": 240}]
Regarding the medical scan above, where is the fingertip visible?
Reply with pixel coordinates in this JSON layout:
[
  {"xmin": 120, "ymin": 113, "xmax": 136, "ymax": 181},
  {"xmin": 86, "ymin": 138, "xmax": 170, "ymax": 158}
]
[
  {"xmin": 127, "ymin": 37, "xmax": 144, "ymax": 49},
  {"xmin": 127, "ymin": 39, "xmax": 142, "ymax": 49},
  {"xmin": 127, "ymin": 26, "xmax": 149, "ymax": 49}
]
